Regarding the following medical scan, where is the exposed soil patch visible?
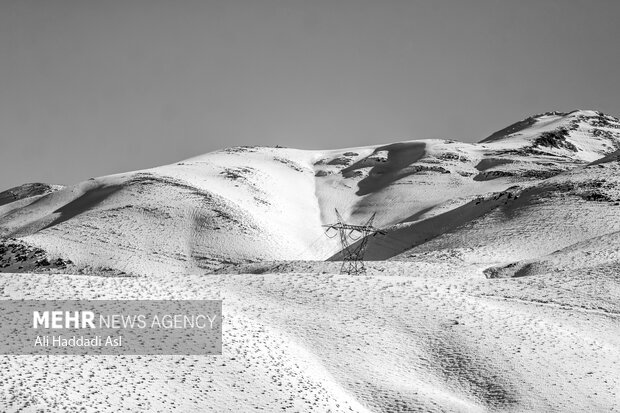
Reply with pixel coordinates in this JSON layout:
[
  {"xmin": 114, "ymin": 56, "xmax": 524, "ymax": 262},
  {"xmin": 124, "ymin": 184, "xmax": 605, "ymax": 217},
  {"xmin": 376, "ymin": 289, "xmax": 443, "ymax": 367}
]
[
  {"xmin": 0, "ymin": 239, "xmax": 73, "ymax": 273},
  {"xmin": 0, "ymin": 183, "xmax": 63, "ymax": 207},
  {"xmin": 475, "ymin": 158, "xmax": 515, "ymax": 171}
]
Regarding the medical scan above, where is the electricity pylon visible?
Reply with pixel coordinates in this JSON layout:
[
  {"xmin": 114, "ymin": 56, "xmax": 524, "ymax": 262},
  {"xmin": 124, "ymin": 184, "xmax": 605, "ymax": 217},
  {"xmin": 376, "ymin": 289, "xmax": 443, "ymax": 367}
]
[{"xmin": 324, "ymin": 209, "xmax": 385, "ymax": 275}]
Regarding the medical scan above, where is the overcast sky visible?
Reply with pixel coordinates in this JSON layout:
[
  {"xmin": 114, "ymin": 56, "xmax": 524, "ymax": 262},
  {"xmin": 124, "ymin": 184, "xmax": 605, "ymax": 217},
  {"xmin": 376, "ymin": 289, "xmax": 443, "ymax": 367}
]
[{"xmin": 1, "ymin": 0, "xmax": 619, "ymax": 190}]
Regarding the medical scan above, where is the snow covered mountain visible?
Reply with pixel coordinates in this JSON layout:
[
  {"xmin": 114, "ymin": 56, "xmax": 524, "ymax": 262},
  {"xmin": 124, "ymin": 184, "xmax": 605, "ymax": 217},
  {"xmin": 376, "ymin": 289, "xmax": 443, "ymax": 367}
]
[
  {"xmin": 1, "ymin": 109, "xmax": 620, "ymax": 276},
  {"xmin": 2, "ymin": 109, "xmax": 620, "ymax": 413}
]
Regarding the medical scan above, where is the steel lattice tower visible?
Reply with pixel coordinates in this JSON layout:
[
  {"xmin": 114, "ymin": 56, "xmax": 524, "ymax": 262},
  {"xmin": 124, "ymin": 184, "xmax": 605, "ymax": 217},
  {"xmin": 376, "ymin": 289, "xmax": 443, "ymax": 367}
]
[{"xmin": 324, "ymin": 209, "xmax": 385, "ymax": 275}]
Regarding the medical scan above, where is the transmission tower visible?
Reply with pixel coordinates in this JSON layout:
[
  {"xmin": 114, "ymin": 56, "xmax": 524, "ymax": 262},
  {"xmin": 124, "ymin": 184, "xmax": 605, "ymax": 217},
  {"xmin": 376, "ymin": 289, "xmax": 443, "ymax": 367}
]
[{"xmin": 324, "ymin": 209, "xmax": 385, "ymax": 275}]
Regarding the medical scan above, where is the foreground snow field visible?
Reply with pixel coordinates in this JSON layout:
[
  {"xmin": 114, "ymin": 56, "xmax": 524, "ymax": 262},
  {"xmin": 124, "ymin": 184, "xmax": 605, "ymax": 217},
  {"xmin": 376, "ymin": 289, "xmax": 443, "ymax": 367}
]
[
  {"xmin": 1, "ymin": 109, "xmax": 620, "ymax": 411},
  {"xmin": 1, "ymin": 263, "xmax": 618, "ymax": 412}
]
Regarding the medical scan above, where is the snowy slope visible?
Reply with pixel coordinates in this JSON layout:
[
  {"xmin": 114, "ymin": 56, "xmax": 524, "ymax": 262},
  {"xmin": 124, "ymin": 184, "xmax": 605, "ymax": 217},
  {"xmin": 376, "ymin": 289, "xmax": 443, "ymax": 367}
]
[
  {"xmin": 1, "ymin": 264, "xmax": 618, "ymax": 412},
  {"xmin": 1, "ymin": 110, "xmax": 620, "ymax": 275},
  {"xmin": 394, "ymin": 147, "xmax": 620, "ymax": 265},
  {"xmin": 1, "ymin": 110, "xmax": 620, "ymax": 413},
  {"xmin": 481, "ymin": 109, "xmax": 620, "ymax": 161}
]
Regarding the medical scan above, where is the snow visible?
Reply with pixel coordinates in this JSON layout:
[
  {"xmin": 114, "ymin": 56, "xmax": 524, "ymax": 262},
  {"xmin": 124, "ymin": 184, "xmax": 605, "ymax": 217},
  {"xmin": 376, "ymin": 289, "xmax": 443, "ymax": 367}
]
[
  {"xmin": 2, "ymin": 110, "xmax": 619, "ymax": 270},
  {"xmin": 0, "ymin": 265, "xmax": 618, "ymax": 412},
  {"xmin": 1, "ymin": 109, "xmax": 620, "ymax": 411}
]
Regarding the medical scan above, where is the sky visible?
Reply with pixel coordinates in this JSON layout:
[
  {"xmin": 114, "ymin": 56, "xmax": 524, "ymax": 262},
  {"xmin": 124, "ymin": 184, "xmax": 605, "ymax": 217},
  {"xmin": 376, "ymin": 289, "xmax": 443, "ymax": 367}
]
[{"xmin": 1, "ymin": 0, "xmax": 620, "ymax": 190}]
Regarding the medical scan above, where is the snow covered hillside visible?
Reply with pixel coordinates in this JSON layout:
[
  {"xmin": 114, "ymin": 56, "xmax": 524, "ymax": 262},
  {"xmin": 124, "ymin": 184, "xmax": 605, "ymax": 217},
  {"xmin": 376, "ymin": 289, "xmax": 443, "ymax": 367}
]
[
  {"xmin": 1, "ymin": 110, "xmax": 620, "ymax": 412},
  {"xmin": 1, "ymin": 109, "xmax": 619, "ymax": 275}
]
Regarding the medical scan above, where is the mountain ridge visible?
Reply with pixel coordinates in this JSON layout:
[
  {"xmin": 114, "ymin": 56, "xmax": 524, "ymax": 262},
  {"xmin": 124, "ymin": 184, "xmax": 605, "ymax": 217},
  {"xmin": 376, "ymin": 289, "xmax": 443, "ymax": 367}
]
[
  {"xmin": 1, "ymin": 109, "xmax": 619, "ymax": 275},
  {"xmin": 2, "ymin": 109, "xmax": 620, "ymax": 412}
]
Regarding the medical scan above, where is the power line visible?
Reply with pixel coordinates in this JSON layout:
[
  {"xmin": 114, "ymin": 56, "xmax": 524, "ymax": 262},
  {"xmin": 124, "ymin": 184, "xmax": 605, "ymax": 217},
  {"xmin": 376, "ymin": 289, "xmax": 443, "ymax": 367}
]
[{"xmin": 323, "ymin": 208, "xmax": 386, "ymax": 275}]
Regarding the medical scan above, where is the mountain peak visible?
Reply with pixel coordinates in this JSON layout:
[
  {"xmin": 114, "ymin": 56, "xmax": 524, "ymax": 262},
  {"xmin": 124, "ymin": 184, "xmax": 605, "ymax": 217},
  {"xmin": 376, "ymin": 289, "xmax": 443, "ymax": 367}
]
[{"xmin": 479, "ymin": 110, "xmax": 620, "ymax": 162}]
